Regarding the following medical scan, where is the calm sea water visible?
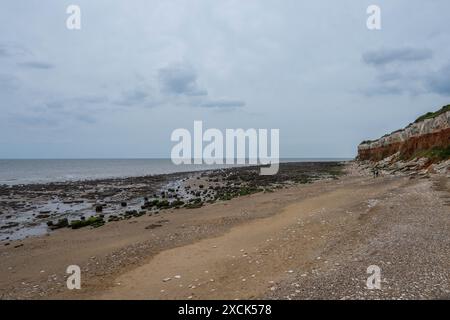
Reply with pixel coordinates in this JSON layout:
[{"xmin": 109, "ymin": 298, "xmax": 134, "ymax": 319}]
[{"xmin": 0, "ymin": 158, "xmax": 349, "ymax": 185}]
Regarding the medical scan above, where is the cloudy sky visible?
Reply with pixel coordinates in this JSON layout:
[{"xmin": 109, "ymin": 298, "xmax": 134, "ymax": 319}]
[{"xmin": 1, "ymin": 0, "xmax": 449, "ymax": 158}]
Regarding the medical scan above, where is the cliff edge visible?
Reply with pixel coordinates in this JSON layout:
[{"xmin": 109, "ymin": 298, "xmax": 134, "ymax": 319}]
[{"xmin": 357, "ymin": 105, "xmax": 450, "ymax": 174}]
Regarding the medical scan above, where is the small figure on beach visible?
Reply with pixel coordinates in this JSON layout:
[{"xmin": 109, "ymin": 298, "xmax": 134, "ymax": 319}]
[{"xmin": 372, "ymin": 167, "xmax": 379, "ymax": 178}]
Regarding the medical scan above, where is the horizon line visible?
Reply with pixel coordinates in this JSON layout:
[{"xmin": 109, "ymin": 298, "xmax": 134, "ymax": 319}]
[{"xmin": 0, "ymin": 157, "xmax": 354, "ymax": 161}]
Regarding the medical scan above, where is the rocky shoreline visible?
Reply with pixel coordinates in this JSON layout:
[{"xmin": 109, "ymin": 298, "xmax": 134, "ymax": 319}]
[{"xmin": 0, "ymin": 162, "xmax": 344, "ymax": 243}]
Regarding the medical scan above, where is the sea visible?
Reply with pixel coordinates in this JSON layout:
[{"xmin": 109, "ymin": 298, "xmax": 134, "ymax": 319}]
[{"xmin": 0, "ymin": 158, "xmax": 350, "ymax": 185}]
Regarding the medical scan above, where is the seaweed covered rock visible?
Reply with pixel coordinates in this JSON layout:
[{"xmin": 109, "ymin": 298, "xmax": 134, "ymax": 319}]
[
  {"xmin": 47, "ymin": 218, "xmax": 69, "ymax": 230},
  {"xmin": 70, "ymin": 216, "xmax": 105, "ymax": 229}
]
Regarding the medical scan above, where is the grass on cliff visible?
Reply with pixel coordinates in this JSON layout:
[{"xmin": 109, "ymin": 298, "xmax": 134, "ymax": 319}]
[
  {"xmin": 412, "ymin": 146, "xmax": 450, "ymax": 161},
  {"xmin": 414, "ymin": 105, "xmax": 450, "ymax": 123}
]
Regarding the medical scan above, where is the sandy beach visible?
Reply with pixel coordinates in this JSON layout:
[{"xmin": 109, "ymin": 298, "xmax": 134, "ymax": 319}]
[{"xmin": 0, "ymin": 162, "xmax": 448, "ymax": 300}]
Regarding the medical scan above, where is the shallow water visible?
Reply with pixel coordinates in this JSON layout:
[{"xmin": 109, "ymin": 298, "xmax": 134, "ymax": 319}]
[{"xmin": 0, "ymin": 158, "xmax": 348, "ymax": 185}]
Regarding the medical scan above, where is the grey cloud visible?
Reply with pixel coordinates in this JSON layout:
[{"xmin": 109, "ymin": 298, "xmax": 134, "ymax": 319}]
[
  {"xmin": 46, "ymin": 95, "xmax": 107, "ymax": 109},
  {"xmin": 18, "ymin": 61, "xmax": 54, "ymax": 69},
  {"xmin": 364, "ymin": 61, "xmax": 450, "ymax": 97},
  {"xmin": 157, "ymin": 64, "xmax": 244, "ymax": 111},
  {"xmin": 0, "ymin": 74, "xmax": 19, "ymax": 92},
  {"xmin": 200, "ymin": 99, "xmax": 245, "ymax": 109},
  {"xmin": 158, "ymin": 65, "xmax": 208, "ymax": 97},
  {"xmin": 362, "ymin": 48, "xmax": 432, "ymax": 66},
  {"xmin": 71, "ymin": 95, "xmax": 109, "ymax": 105},
  {"xmin": 73, "ymin": 113, "xmax": 97, "ymax": 124},
  {"xmin": 362, "ymin": 85, "xmax": 405, "ymax": 96},
  {"xmin": 12, "ymin": 112, "xmax": 95, "ymax": 127},
  {"xmin": 425, "ymin": 64, "xmax": 450, "ymax": 96},
  {"xmin": 45, "ymin": 101, "xmax": 64, "ymax": 110},
  {"xmin": 0, "ymin": 43, "xmax": 31, "ymax": 58},
  {"xmin": 361, "ymin": 47, "xmax": 438, "ymax": 96},
  {"xmin": 376, "ymin": 72, "xmax": 403, "ymax": 82},
  {"xmin": 11, "ymin": 113, "xmax": 59, "ymax": 127},
  {"xmin": 114, "ymin": 89, "xmax": 150, "ymax": 106},
  {"xmin": 11, "ymin": 95, "xmax": 107, "ymax": 127}
]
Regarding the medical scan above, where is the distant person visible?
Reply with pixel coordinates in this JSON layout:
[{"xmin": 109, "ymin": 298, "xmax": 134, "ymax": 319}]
[
  {"xmin": 375, "ymin": 168, "xmax": 380, "ymax": 178},
  {"xmin": 372, "ymin": 167, "xmax": 379, "ymax": 178}
]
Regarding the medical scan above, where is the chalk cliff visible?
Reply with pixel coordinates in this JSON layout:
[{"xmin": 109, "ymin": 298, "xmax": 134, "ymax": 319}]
[{"xmin": 357, "ymin": 105, "xmax": 450, "ymax": 163}]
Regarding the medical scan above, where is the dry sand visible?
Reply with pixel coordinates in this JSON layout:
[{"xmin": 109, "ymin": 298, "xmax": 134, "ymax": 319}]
[{"xmin": 0, "ymin": 163, "xmax": 449, "ymax": 300}]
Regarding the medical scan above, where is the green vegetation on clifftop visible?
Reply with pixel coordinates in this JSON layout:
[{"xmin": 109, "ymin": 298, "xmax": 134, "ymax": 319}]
[
  {"xmin": 414, "ymin": 105, "xmax": 450, "ymax": 123},
  {"xmin": 359, "ymin": 104, "xmax": 450, "ymax": 146}
]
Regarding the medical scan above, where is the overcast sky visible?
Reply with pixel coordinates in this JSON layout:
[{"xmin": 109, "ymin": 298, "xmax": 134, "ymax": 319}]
[{"xmin": 1, "ymin": 0, "xmax": 449, "ymax": 158}]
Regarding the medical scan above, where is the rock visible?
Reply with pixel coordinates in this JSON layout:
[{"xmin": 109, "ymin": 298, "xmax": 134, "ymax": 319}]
[
  {"xmin": 108, "ymin": 215, "xmax": 120, "ymax": 222},
  {"xmin": 36, "ymin": 214, "xmax": 50, "ymax": 219},
  {"xmin": 145, "ymin": 224, "xmax": 162, "ymax": 230},
  {"xmin": 70, "ymin": 216, "xmax": 104, "ymax": 229},
  {"xmin": 125, "ymin": 210, "xmax": 138, "ymax": 216},
  {"xmin": 48, "ymin": 218, "xmax": 69, "ymax": 230},
  {"xmin": 0, "ymin": 222, "xmax": 19, "ymax": 229}
]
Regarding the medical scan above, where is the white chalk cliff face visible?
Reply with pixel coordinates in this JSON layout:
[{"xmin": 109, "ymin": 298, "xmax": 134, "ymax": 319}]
[{"xmin": 357, "ymin": 107, "xmax": 450, "ymax": 162}]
